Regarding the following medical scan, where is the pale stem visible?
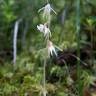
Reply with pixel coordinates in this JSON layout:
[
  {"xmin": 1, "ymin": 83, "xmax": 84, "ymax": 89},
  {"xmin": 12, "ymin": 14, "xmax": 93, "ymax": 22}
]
[
  {"xmin": 13, "ymin": 19, "xmax": 22, "ymax": 65},
  {"xmin": 43, "ymin": 58, "xmax": 47, "ymax": 96}
]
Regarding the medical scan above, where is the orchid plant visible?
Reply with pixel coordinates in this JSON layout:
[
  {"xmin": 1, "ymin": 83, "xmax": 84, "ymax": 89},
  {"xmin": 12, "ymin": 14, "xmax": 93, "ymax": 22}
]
[
  {"xmin": 37, "ymin": 3, "xmax": 57, "ymax": 58},
  {"xmin": 37, "ymin": 2, "xmax": 57, "ymax": 96}
]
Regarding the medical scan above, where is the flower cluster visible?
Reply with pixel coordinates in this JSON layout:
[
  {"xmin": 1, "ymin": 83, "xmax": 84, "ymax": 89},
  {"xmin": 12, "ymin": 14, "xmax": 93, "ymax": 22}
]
[{"xmin": 37, "ymin": 3, "xmax": 57, "ymax": 57}]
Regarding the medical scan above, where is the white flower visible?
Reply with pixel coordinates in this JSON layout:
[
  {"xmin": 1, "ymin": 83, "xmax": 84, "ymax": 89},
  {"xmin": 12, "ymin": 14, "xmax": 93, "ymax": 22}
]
[
  {"xmin": 38, "ymin": 3, "xmax": 56, "ymax": 18},
  {"xmin": 37, "ymin": 24, "xmax": 51, "ymax": 38},
  {"xmin": 47, "ymin": 40, "xmax": 57, "ymax": 57},
  {"xmin": 44, "ymin": 26, "xmax": 51, "ymax": 38},
  {"xmin": 37, "ymin": 24, "xmax": 45, "ymax": 32}
]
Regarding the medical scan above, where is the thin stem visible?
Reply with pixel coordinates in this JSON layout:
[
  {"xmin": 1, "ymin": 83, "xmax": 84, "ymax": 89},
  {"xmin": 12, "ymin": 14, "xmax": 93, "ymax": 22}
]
[
  {"xmin": 13, "ymin": 19, "xmax": 22, "ymax": 65},
  {"xmin": 76, "ymin": 0, "xmax": 82, "ymax": 95},
  {"xmin": 43, "ymin": 58, "xmax": 47, "ymax": 96},
  {"xmin": 46, "ymin": 0, "xmax": 49, "ymax": 3},
  {"xmin": 22, "ymin": 22, "xmax": 28, "ymax": 49},
  {"xmin": 70, "ymin": 54, "xmax": 88, "ymax": 67},
  {"xmin": 90, "ymin": 28, "xmax": 94, "ymax": 66},
  {"xmin": 43, "ymin": 40, "xmax": 48, "ymax": 96}
]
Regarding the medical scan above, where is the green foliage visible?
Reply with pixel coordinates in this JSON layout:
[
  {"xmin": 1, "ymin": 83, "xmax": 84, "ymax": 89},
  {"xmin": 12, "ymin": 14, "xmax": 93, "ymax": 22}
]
[{"xmin": 0, "ymin": 0, "xmax": 96, "ymax": 95}]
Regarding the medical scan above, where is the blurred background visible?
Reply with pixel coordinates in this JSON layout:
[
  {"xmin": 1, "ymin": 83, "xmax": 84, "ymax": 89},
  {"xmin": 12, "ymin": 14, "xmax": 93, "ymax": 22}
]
[{"xmin": 0, "ymin": 0, "xmax": 96, "ymax": 96}]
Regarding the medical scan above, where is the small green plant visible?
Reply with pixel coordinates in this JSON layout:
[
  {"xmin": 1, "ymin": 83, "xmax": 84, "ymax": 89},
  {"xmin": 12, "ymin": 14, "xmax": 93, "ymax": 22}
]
[{"xmin": 37, "ymin": 1, "xmax": 59, "ymax": 96}]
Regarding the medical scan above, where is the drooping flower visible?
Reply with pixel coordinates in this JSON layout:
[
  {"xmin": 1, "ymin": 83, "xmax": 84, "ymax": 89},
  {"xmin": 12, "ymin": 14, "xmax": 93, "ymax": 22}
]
[
  {"xmin": 37, "ymin": 24, "xmax": 45, "ymax": 32},
  {"xmin": 38, "ymin": 3, "xmax": 56, "ymax": 18},
  {"xmin": 37, "ymin": 24, "xmax": 51, "ymax": 38},
  {"xmin": 47, "ymin": 40, "xmax": 57, "ymax": 57}
]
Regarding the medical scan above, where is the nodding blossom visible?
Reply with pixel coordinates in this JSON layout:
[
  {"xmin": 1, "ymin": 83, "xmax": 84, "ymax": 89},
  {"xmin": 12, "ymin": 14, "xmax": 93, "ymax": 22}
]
[
  {"xmin": 37, "ymin": 24, "xmax": 45, "ymax": 32},
  {"xmin": 37, "ymin": 24, "xmax": 51, "ymax": 39},
  {"xmin": 38, "ymin": 3, "xmax": 56, "ymax": 18},
  {"xmin": 47, "ymin": 40, "xmax": 57, "ymax": 57}
]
